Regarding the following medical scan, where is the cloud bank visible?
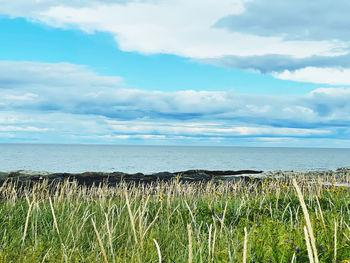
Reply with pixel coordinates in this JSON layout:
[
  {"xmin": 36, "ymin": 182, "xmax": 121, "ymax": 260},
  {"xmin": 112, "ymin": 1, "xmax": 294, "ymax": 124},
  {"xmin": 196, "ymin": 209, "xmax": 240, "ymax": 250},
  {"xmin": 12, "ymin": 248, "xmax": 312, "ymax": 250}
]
[
  {"xmin": 198, "ymin": 53, "xmax": 350, "ymax": 74},
  {"xmin": 1, "ymin": 0, "xmax": 350, "ymax": 84},
  {"xmin": 216, "ymin": 0, "xmax": 350, "ymax": 41},
  {"xmin": 1, "ymin": 61, "xmax": 350, "ymax": 146}
]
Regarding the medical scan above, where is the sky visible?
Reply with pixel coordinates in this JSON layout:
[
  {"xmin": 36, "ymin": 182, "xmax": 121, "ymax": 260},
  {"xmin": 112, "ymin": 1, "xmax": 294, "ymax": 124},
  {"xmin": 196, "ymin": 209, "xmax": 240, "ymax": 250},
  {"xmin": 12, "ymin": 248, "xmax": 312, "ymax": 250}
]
[{"xmin": 0, "ymin": 0, "xmax": 350, "ymax": 147}]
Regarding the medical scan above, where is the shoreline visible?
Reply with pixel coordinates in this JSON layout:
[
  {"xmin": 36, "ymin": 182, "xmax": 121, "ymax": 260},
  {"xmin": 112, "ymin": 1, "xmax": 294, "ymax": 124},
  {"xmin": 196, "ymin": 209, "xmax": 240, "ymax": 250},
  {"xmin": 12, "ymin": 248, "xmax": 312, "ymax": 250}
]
[{"xmin": 1, "ymin": 167, "xmax": 350, "ymax": 187}]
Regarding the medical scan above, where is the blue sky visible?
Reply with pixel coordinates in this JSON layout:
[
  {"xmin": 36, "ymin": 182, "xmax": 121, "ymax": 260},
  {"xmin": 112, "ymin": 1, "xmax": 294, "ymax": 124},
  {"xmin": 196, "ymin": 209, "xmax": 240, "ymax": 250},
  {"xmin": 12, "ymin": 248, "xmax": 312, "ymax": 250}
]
[{"xmin": 1, "ymin": 0, "xmax": 350, "ymax": 147}]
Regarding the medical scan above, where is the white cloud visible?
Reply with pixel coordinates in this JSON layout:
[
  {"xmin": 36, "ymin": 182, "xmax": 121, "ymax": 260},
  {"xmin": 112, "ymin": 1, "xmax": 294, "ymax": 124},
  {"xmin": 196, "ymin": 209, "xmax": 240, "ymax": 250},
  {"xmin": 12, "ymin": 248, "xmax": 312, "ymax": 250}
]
[
  {"xmin": 1, "ymin": 60, "xmax": 350, "ymax": 145},
  {"xmin": 216, "ymin": 0, "xmax": 350, "ymax": 42},
  {"xmin": 108, "ymin": 120, "xmax": 329, "ymax": 137},
  {"xmin": 0, "ymin": 114, "xmax": 22, "ymax": 124},
  {"xmin": 0, "ymin": 126, "xmax": 50, "ymax": 132},
  {"xmin": 2, "ymin": 1, "xmax": 350, "ymax": 85},
  {"xmin": 37, "ymin": 1, "xmax": 341, "ymax": 59},
  {"xmin": 273, "ymin": 67, "xmax": 350, "ymax": 85},
  {"xmin": 0, "ymin": 0, "xmax": 130, "ymax": 17},
  {"xmin": 309, "ymin": 87, "xmax": 350, "ymax": 97},
  {"xmin": 0, "ymin": 61, "xmax": 123, "ymax": 89},
  {"xmin": 257, "ymin": 137, "xmax": 301, "ymax": 144},
  {"xmin": 0, "ymin": 0, "xmax": 343, "ymax": 60},
  {"xmin": 2, "ymin": 61, "xmax": 350, "ymax": 125},
  {"xmin": 2, "ymin": 93, "xmax": 38, "ymax": 101},
  {"xmin": 101, "ymin": 134, "xmax": 167, "ymax": 140},
  {"xmin": 231, "ymin": 127, "xmax": 329, "ymax": 136}
]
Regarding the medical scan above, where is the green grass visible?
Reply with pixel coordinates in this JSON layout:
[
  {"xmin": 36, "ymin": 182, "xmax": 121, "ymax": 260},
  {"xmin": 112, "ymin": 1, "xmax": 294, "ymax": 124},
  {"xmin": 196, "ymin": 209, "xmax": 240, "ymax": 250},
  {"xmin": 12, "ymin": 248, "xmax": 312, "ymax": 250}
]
[{"xmin": 0, "ymin": 174, "xmax": 349, "ymax": 262}]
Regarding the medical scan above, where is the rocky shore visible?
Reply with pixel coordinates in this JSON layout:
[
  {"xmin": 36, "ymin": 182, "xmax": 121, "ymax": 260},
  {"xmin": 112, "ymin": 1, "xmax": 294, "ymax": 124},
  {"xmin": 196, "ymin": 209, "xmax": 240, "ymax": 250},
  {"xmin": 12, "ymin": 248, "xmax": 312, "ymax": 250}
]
[
  {"xmin": 0, "ymin": 167, "xmax": 349, "ymax": 187},
  {"xmin": 0, "ymin": 169, "xmax": 263, "ymax": 186}
]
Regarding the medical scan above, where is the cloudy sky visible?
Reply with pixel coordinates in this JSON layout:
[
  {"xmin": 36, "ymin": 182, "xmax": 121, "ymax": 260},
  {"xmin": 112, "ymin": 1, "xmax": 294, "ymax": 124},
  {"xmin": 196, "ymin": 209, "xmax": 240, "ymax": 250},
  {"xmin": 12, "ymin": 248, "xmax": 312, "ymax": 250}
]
[{"xmin": 1, "ymin": 0, "xmax": 350, "ymax": 147}]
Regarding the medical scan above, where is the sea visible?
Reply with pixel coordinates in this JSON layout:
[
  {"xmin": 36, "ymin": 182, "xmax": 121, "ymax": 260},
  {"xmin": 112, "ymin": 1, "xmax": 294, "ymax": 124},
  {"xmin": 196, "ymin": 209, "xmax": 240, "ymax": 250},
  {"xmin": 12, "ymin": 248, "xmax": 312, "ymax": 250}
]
[{"xmin": 0, "ymin": 144, "xmax": 349, "ymax": 174}]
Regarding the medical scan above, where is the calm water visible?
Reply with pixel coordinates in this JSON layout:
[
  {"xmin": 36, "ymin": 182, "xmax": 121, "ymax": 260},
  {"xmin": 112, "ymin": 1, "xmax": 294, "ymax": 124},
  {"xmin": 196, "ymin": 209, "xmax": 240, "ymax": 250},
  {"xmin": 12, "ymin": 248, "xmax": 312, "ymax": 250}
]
[{"xmin": 0, "ymin": 144, "xmax": 349, "ymax": 173}]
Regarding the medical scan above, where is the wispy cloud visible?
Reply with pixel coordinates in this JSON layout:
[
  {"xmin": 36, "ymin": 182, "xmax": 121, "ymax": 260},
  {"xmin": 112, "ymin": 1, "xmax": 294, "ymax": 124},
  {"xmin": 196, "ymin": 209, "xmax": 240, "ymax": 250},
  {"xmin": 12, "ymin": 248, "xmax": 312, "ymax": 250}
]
[
  {"xmin": 273, "ymin": 67, "xmax": 350, "ymax": 85},
  {"xmin": 0, "ymin": 61, "xmax": 350, "ymax": 145},
  {"xmin": 197, "ymin": 53, "xmax": 350, "ymax": 74},
  {"xmin": 0, "ymin": 126, "xmax": 50, "ymax": 132}
]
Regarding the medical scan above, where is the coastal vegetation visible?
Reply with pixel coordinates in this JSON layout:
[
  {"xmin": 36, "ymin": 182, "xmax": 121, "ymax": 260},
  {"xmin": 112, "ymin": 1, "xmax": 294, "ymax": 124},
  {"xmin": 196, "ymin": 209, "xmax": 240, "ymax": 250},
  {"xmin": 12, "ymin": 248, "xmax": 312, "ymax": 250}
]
[{"xmin": 0, "ymin": 173, "xmax": 349, "ymax": 262}]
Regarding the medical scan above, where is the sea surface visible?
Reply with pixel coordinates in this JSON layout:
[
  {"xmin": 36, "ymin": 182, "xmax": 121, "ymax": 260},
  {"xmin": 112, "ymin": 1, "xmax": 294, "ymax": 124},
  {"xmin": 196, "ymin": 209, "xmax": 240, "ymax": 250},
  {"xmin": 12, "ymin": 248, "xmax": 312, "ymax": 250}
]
[{"xmin": 0, "ymin": 144, "xmax": 349, "ymax": 174}]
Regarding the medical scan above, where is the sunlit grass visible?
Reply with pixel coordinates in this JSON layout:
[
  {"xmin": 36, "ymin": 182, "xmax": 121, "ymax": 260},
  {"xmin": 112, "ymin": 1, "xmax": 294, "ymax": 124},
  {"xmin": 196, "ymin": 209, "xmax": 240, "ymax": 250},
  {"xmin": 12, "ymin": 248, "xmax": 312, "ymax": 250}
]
[{"xmin": 0, "ymin": 173, "xmax": 349, "ymax": 262}]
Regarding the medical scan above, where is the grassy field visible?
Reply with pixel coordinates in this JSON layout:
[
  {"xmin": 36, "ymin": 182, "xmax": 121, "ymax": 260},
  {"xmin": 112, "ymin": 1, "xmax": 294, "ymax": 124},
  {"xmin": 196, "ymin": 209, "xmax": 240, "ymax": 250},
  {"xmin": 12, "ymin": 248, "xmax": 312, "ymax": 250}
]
[{"xmin": 0, "ymin": 174, "xmax": 349, "ymax": 262}]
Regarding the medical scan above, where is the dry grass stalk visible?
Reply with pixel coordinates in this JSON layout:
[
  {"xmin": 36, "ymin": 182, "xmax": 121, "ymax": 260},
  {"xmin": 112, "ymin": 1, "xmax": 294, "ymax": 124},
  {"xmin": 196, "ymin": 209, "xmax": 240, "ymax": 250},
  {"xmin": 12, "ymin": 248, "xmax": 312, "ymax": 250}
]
[
  {"xmin": 139, "ymin": 195, "xmax": 150, "ymax": 237},
  {"xmin": 211, "ymin": 226, "xmax": 216, "ymax": 260},
  {"xmin": 187, "ymin": 224, "xmax": 193, "ymax": 263},
  {"xmin": 49, "ymin": 197, "xmax": 60, "ymax": 236},
  {"xmin": 292, "ymin": 179, "xmax": 319, "ymax": 263},
  {"xmin": 153, "ymin": 239, "xmax": 162, "ymax": 263},
  {"xmin": 21, "ymin": 199, "xmax": 34, "ymax": 246},
  {"xmin": 104, "ymin": 212, "xmax": 115, "ymax": 261},
  {"xmin": 291, "ymin": 252, "xmax": 296, "ymax": 263},
  {"xmin": 124, "ymin": 190, "xmax": 138, "ymax": 244},
  {"xmin": 41, "ymin": 247, "xmax": 52, "ymax": 263},
  {"xmin": 304, "ymin": 226, "xmax": 314, "ymax": 263},
  {"xmin": 91, "ymin": 218, "xmax": 109, "ymax": 263},
  {"xmin": 184, "ymin": 200, "xmax": 196, "ymax": 225},
  {"xmin": 315, "ymin": 195, "xmax": 326, "ymax": 228},
  {"xmin": 219, "ymin": 201, "xmax": 228, "ymax": 237},
  {"xmin": 243, "ymin": 227, "xmax": 248, "ymax": 263},
  {"xmin": 208, "ymin": 223, "xmax": 212, "ymax": 260}
]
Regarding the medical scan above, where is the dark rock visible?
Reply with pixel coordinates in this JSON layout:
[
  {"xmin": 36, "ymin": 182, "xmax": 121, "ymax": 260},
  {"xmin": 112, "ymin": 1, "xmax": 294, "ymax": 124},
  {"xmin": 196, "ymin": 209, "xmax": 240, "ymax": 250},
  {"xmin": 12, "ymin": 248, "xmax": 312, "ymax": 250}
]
[
  {"xmin": 0, "ymin": 169, "xmax": 264, "ymax": 187},
  {"xmin": 179, "ymin": 169, "xmax": 263, "ymax": 176}
]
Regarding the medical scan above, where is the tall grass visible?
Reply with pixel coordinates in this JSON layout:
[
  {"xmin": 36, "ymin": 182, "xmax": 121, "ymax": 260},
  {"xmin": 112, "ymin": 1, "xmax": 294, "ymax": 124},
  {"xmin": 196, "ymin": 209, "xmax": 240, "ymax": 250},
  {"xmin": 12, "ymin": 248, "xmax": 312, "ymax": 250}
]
[{"xmin": 0, "ymin": 173, "xmax": 349, "ymax": 262}]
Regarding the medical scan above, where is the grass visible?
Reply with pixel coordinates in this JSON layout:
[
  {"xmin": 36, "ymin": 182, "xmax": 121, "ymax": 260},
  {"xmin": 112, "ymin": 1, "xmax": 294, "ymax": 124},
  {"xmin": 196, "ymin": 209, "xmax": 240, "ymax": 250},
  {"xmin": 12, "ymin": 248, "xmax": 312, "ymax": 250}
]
[{"xmin": 0, "ymin": 173, "xmax": 349, "ymax": 262}]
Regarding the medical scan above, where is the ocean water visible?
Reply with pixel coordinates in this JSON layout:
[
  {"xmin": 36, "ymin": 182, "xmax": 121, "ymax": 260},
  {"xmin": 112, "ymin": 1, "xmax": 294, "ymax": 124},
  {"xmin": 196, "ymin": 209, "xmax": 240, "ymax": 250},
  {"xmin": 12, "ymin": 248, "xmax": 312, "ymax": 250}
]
[{"xmin": 0, "ymin": 144, "xmax": 349, "ymax": 174}]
